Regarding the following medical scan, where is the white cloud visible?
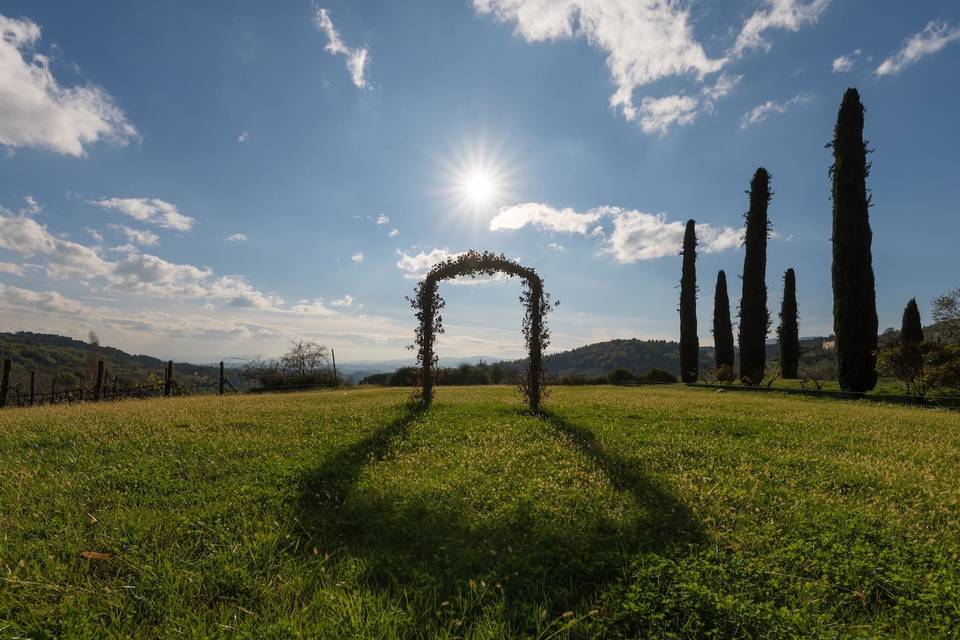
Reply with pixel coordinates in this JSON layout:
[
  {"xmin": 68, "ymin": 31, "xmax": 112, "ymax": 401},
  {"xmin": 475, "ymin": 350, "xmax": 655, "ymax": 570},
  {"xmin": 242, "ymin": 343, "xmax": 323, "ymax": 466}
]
[
  {"xmin": 547, "ymin": 243, "xmax": 566, "ymax": 252},
  {"xmin": 638, "ymin": 73, "xmax": 742, "ymax": 135},
  {"xmin": 741, "ymin": 92, "xmax": 813, "ymax": 128},
  {"xmin": 606, "ymin": 211, "xmax": 742, "ymax": 263},
  {"xmin": 331, "ymin": 294, "xmax": 354, "ymax": 307},
  {"xmin": 831, "ymin": 49, "xmax": 861, "ymax": 73},
  {"xmin": 472, "ymin": 0, "xmax": 723, "ymax": 123},
  {"xmin": 0, "ymin": 282, "xmax": 89, "ymax": 315},
  {"xmin": 490, "ymin": 202, "xmax": 604, "ymax": 234},
  {"xmin": 638, "ymin": 95, "xmax": 700, "ymax": 135},
  {"xmin": 21, "ymin": 195, "xmax": 41, "ymax": 215},
  {"xmin": 0, "ymin": 262, "xmax": 25, "ymax": 276},
  {"xmin": 351, "ymin": 252, "xmax": 364, "ymax": 263},
  {"xmin": 0, "ymin": 204, "xmax": 316, "ymax": 313},
  {"xmin": 876, "ymin": 21, "xmax": 960, "ymax": 76},
  {"xmin": 0, "ymin": 209, "xmax": 113, "ymax": 279},
  {"xmin": 238, "ymin": 131, "xmax": 249, "ymax": 143},
  {"xmin": 225, "ymin": 233, "xmax": 248, "ymax": 242},
  {"xmin": 388, "ymin": 228, "xmax": 400, "ymax": 238},
  {"xmin": 109, "ymin": 224, "xmax": 159, "ymax": 247},
  {"xmin": 91, "ymin": 197, "xmax": 195, "ymax": 232},
  {"xmin": 395, "ymin": 248, "xmax": 459, "ymax": 279},
  {"xmin": 376, "ymin": 213, "xmax": 389, "ymax": 225},
  {"xmin": 733, "ymin": 0, "xmax": 831, "ymax": 56},
  {"xmin": 313, "ymin": 8, "xmax": 370, "ymax": 89},
  {"xmin": 489, "ymin": 202, "xmax": 741, "ymax": 263},
  {"xmin": 0, "ymin": 14, "xmax": 137, "ymax": 156},
  {"xmin": 472, "ymin": 0, "xmax": 827, "ymax": 133}
]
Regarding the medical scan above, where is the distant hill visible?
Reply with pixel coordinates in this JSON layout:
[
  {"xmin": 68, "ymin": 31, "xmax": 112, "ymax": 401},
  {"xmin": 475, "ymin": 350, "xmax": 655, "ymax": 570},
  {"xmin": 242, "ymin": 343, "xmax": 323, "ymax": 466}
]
[
  {"xmin": 0, "ymin": 332, "xmax": 234, "ymax": 391},
  {"xmin": 539, "ymin": 339, "xmax": 711, "ymax": 377},
  {"xmin": 538, "ymin": 336, "xmax": 839, "ymax": 378}
]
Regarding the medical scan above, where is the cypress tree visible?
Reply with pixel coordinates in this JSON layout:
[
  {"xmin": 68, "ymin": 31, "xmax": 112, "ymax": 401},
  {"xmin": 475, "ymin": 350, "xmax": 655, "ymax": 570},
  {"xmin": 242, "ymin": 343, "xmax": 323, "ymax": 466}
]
[
  {"xmin": 679, "ymin": 219, "xmax": 699, "ymax": 383},
  {"xmin": 831, "ymin": 88, "xmax": 878, "ymax": 392},
  {"xmin": 901, "ymin": 298, "xmax": 924, "ymax": 346},
  {"xmin": 777, "ymin": 268, "xmax": 800, "ymax": 379},
  {"xmin": 739, "ymin": 168, "xmax": 771, "ymax": 384},
  {"xmin": 713, "ymin": 270, "xmax": 735, "ymax": 371}
]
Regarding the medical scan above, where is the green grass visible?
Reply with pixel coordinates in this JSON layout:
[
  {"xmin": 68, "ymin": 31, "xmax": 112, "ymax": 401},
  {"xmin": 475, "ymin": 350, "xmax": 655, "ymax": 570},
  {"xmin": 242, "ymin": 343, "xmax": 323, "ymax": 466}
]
[{"xmin": 1, "ymin": 386, "xmax": 959, "ymax": 638}]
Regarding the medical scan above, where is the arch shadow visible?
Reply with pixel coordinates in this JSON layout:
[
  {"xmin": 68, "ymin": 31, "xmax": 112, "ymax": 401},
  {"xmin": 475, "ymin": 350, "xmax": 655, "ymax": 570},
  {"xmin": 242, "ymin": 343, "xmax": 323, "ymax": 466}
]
[{"xmin": 289, "ymin": 403, "xmax": 705, "ymax": 623}]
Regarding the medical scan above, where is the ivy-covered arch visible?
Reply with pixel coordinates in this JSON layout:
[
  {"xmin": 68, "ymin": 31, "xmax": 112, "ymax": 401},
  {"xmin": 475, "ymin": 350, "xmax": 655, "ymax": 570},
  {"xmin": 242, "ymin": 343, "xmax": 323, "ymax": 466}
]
[{"xmin": 408, "ymin": 251, "xmax": 553, "ymax": 412}]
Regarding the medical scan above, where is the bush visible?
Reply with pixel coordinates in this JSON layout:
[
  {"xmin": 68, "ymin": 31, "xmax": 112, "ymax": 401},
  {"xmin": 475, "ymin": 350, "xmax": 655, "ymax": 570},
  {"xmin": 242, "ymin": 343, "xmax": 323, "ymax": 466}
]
[
  {"xmin": 608, "ymin": 368, "xmax": 636, "ymax": 385},
  {"xmin": 646, "ymin": 369, "xmax": 678, "ymax": 384}
]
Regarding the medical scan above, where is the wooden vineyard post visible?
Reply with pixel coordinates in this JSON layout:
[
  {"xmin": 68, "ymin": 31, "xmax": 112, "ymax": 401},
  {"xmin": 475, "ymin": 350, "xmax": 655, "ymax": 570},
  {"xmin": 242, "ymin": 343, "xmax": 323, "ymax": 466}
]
[
  {"xmin": 94, "ymin": 360, "xmax": 105, "ymax": 402},
  {"xmin": 332, "ymin": 349, "xmax": 339, "ymax": 389},
  {"xmin": 164, "ymin": 361, "xmax": 173, "ymax": 397},
  {"xmin": 219, "ymin": 361, "xmax": 225, "ymax": 395},
  {"xmin": 0, "ymin": 359, "xmax": 10, "ymax": 408},
  {"xmin": 29, "ymin": 370, "xmax": 35, "ymax": 406}
]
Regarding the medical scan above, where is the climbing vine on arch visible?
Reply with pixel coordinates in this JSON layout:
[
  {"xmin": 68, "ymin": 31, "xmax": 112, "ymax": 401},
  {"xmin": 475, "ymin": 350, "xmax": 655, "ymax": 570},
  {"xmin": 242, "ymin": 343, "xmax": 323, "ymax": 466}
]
[{"xmin": 407, "ymin": 250, "xmax": 554, "ymax": 412}]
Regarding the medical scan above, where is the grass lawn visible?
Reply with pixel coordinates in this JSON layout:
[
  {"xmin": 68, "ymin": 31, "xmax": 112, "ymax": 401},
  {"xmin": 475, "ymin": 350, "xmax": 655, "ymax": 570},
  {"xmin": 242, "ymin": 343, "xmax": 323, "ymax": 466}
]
[{"xmin": 1, "ymin": 386, "xmax": 959, "ymax": 638}]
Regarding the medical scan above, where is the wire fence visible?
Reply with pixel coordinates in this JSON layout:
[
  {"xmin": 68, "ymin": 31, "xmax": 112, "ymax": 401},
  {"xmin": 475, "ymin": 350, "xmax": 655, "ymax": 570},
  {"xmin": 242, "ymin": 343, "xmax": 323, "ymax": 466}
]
[{"xmin": 0, "ymin": 358, "xmax": 242, "ymax": 409}]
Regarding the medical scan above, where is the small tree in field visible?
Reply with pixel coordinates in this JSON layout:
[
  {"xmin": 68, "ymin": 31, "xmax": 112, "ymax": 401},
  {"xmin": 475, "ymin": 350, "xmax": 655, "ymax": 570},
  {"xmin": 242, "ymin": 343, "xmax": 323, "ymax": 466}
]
[
  {"xmin": 679, "ymin": 220, "xmax": 699, "ymax": 383},
  {"xmin": 831, "ymin": 88, "xmax": 878, "ymax": 392},
  {"xmin": 777, "ymin": 268, "xmax": 800, "ymax": 379},
  {"xmin": 739, "ymin": 168, "xmax": 771, "ymax": 385},
  {"xmin": 713, "ymin": 270, "xmax": 735, "ymax": 377},
  {"xmin": 932, "ymin": 289, "xmax": 960, "ymax": 342}
]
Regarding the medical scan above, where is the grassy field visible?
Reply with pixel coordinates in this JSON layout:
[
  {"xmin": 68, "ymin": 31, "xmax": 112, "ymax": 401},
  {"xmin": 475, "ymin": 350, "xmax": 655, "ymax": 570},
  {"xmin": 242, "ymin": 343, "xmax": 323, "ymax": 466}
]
[{"xmin": 1, "ymin": 386, "xmax": 959, "ymax": 638}]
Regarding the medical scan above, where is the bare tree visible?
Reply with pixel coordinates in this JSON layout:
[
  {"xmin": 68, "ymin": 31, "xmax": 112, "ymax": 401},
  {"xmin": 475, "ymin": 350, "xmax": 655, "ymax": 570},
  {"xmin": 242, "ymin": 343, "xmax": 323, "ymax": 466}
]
[
  {"xmin": 84, "ymin": 331, "xmax": 100, "ymax": 387},
  {"xmin": 280, "ymin": 340, "xmax": 330, "ymax": 377}
]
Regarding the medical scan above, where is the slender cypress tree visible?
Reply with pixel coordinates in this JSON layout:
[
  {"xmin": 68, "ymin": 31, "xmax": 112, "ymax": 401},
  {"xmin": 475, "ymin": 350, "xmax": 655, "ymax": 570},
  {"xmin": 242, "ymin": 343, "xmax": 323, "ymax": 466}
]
[
  {"xmin": 739, "ymin": 168, "xmax": 771, "ymax": 384},
  {"xmin": 901, "ymin": 298, "xmax": 924, "ymax": 346},
  {"xmin": 831, "ymin": 88, "xmax": 878, "ymax": 392},
  {"xmin": 679, "ymin": 219, "xmax": 699, "ymax": 383},
  {"xmin": 713, "ymin": 270, "xmax": 735, "ymax": 371},
  {"xmin": 777, "ymin": 268, "xmax": 800, "ymax": 379}
]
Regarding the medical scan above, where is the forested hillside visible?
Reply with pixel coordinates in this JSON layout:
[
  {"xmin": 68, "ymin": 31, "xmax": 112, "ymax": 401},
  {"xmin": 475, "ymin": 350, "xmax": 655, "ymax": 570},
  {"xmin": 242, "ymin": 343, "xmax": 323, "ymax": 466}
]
[{"xmin": 0, "ymin": 332, "xmax": 229, "ymax": 391}]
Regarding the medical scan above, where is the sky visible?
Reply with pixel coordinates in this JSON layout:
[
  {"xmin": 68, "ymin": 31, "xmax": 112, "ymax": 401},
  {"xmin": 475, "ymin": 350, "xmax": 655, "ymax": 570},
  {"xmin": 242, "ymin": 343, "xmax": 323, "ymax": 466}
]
[{"xmin": 1, "ymin": 0, "xmax": 959, "ymax": 364}]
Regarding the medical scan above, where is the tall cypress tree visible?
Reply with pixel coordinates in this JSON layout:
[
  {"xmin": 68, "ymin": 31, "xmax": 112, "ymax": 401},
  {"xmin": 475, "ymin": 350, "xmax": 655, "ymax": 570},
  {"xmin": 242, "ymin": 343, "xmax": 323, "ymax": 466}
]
[
  {"xmin": 679, "ymin": 219, "xmax": 699, "ymax": 383},
  {"xmin": 777, "ymin": 268, "xmax": 800, "ymax": 379},
  {"xmin": 739, "ymin": 168, "xmax": 771, "ymax": 384},
  {"xmin": 713, "ymin": 270, "xmax": 735, "ymax": 371},
  {"xmin": 831, "ymin": 88, "xmax": 878, "ymax": 392},
  {"xmin": 901, "ymin": 298, "xmax": 924, "ymax": 346}
]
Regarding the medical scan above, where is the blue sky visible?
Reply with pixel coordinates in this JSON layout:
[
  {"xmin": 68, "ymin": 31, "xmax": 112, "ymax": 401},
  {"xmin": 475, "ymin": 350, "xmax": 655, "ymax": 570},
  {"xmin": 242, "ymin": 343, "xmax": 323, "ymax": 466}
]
[{"xmin": 1, "ymin": 0, "xmax": 959, "ymax": 363}]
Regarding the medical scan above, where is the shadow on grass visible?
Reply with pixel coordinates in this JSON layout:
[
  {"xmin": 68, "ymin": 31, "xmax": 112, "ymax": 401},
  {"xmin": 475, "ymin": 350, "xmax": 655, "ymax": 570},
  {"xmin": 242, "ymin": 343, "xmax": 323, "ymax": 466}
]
[{"xmin": 290, "ymin": 402, "xmax": 704, "ymax": 622}]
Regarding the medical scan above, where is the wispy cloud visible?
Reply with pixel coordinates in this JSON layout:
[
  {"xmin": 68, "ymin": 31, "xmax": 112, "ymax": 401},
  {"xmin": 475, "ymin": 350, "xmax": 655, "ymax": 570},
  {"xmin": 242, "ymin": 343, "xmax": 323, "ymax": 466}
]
[
  {"xmin": 109, "ymin": 224, "xmax": 159, "ymax": 247},
  {"xmin": 225, "ymin": 233, "xmax": 248, "ymax": 242},
  {"xmin": 238, "ymin": 131, "xmax": 249, "ymax": 143},
  {"xmin": 832, "ymin": 49, "xmax": 861, "ymax": 73},
  {"xmin": 876, "ymin": 20, "xmax": 960, "ymax": 76},
  {"xmin": 733, "ymin": 0, "xmax": 831, "ymax": 56},
  {"xmin": 351, "ymin": 252, "xmax": 364, "ymax": 263},
  {"xmin": 90, "ymin": 197, "xmax": 195, "ymax": 232},
  {"xmin": 0, "ymin": 14, "xmax": 137, "ymax": 156},
  {"xmin": 0, "ymin": 262, "xmax": 25, "ymax": 276},
  {"xmin": 741, "ymin": 92, "xmax": 813, "ymax": 128},
  {"xmin": 313, "ymin": 8, "xmax": 370, "ymax": 89},
  {"xmin": 473, "ymin": 0, "xmax": 824, "ymax": 134}
]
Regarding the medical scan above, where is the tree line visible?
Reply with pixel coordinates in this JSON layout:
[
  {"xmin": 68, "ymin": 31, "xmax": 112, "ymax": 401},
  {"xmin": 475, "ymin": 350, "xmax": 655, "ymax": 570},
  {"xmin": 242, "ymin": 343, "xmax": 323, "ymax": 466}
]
[{"xmin": 679, "ymin": 87, "xmax": 959, "ymax": 396}]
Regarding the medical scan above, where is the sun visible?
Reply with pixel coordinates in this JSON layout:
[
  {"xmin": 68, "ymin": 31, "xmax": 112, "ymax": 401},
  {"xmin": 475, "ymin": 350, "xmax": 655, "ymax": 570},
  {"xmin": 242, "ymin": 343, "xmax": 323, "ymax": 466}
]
[
  {"xmin": 437, "ymin": 136, "xmax": 516, "ymax": 217},
  {"xmin": 460, "ymin": 170, "xmax": 497, "ymax": 208}
]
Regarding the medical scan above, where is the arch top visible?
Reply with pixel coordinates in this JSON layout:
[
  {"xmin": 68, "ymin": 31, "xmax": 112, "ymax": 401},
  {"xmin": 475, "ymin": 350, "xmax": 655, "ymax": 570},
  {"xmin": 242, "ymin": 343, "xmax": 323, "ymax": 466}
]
[
  {"xmin": 422, "ymin": 250, "xmax": 543, "ymax": 288},
  {"xmin": 408, "ymin": 250, "xmax": 552, "ymax": 412}
]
